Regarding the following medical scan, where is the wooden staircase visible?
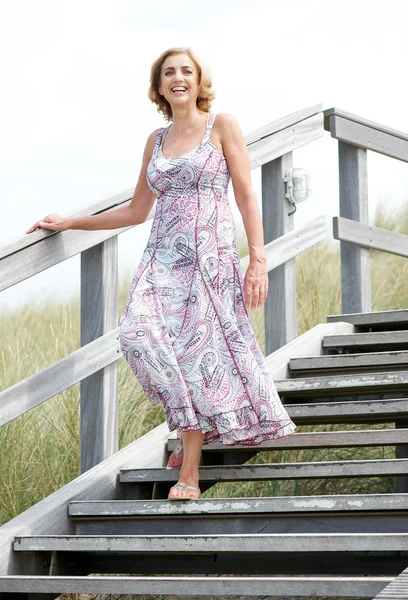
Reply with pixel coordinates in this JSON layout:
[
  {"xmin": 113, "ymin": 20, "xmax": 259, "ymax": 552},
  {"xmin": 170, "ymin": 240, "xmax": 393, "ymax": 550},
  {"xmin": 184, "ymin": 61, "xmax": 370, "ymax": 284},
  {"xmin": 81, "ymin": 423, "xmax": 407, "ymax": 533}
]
[{"xmin": 0, "ymin": 309, "xmax": 407, "ymax": 599}]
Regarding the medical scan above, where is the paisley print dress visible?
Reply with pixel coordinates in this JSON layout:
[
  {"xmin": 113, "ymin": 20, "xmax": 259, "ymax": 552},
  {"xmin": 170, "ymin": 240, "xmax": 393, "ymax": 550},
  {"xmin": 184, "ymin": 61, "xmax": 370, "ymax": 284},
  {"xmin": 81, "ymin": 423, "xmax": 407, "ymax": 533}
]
[{"xmin": 119, "ymin": 113, "xmax": 296, "ymax": 445}]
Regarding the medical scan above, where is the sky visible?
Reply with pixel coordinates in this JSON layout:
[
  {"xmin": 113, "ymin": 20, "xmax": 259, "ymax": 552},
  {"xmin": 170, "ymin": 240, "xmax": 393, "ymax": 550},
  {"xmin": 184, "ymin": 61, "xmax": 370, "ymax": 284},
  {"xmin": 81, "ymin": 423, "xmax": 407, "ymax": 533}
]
[{"xmin": 1, "ymin": 0, "xmax": 408, "ymax": 312}]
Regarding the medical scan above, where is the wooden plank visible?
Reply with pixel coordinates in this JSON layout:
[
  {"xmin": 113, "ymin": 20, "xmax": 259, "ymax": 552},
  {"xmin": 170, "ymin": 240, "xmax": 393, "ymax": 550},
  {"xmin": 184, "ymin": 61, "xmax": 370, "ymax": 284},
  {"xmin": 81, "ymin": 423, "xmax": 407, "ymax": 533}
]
[
  {"xmin": 0, "ymin": 422, "xmax": 170, "ymax": 575},
  {"xmin": 324, "ymin": 107, "xmax": 408, "ymax": 142},
  {"xmin": 0, "ymin": 329, "xmax": 120, "ymax": 427},
  {"xmin": 323, "ymin": 331, "xmax": 408, "ymax": 349},
  {"xmin": 0, "ymin": 200, "xmax": 140, "ymax": 292},
  {"xmin": 290, "ymin": 351, "xmax": 408, "ymax": 372},
  {"xmin": 13, "ymin": 533, "xmax": 408, "ymax": 553},
  {"xmin": 68, "ymin": 493, "xmax": 408, "ymax": 518},
  {"xmin": 327, "ymin": 114, "xmax": 408, "ymax": 162},
  {"xmin": 287, "ymin": 398, "xmax": 408, "ymax": 424},
  {"xmin": 0, "ymin": 187, "xmax": 134, "ymax": 261},
  {"xmin": 374, "ymin": 566, "xmax": 408, "ymax": 600},
  {"xmin": 327, "ymin": 309, "xmax": 408, "ymax": 328},
  {"xmin": 265, "ymin": 316, "xmax": 355, "ymax": 381},
  {"xmin": 0, "ymin": 575, "xmax": 393, "ymax": 597},
  {"xmin": 240, "ymin": 215, "xmax": 327, "ymax": 277},
  {"xmin": 262, "ymin": 151, "xmax": 296, "ymax": 354},
  {"xmin": 120, "ymin": 458, "xmax": 408, "ymax": 483},
  {"xmin": 167, "ymin": 428, "xmax": 407, "ymax": 451},
  {"xmin": 276, "ymin": 370, "xmax": 408, "ymax": 396},
  {"xmin": 246, "ymin": 103, "xmax": 323, "ymax": 145},
  {"xmin": 334, "ymin": 216, "xmax": 408, "ymax": 258},
  {"xmin": 80, "ymin": 238, "xmax": 118, "ymax": 473},
  {"xmin": 249, "ymin": 113, "xmax": 324, "ymax": 170},
  {"xmin": 338, "ymin": 141, "xmax": 371, "ymax": 313}
]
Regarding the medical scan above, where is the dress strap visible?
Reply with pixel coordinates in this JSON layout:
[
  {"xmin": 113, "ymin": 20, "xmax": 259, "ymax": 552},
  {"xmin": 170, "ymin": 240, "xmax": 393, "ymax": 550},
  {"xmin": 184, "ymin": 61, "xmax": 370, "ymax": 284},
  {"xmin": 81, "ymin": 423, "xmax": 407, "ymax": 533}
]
[{"xmin": 202, "ymin": 113, "xmax": 216, "ymax": 144}]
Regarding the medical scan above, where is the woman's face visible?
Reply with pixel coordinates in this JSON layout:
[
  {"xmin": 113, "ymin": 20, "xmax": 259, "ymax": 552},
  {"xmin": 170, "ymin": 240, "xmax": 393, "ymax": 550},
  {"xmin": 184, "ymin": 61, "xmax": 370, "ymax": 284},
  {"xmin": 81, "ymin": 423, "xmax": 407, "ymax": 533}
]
[{"xmin": 159, "ymin": 53, "xmax": 200, "ymax": 109}]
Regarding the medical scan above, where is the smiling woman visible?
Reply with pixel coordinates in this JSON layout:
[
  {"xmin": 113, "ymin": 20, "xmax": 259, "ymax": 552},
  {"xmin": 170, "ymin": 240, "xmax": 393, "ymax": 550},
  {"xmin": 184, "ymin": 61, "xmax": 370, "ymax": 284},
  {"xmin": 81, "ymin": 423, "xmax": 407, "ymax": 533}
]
[{"xmin": 26, "ymin": 46, "xmax": 296, "ymax": 501}]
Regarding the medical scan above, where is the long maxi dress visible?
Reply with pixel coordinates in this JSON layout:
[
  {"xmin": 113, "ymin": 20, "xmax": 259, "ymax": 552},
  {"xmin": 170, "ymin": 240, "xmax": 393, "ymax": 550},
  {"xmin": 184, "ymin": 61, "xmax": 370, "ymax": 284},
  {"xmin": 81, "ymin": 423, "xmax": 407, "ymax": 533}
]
[{"xmin": 119, "ymin": 113, "xmax": 296, "ymax": 446}]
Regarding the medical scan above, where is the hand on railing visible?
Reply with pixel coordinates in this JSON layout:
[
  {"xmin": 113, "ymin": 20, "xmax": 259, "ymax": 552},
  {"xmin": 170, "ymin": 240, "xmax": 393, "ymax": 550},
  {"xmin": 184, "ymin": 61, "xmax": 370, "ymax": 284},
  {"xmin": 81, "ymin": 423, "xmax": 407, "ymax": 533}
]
[{"xmin": 26, "ymin": 214, "xmax": 71, "ymax": 234}]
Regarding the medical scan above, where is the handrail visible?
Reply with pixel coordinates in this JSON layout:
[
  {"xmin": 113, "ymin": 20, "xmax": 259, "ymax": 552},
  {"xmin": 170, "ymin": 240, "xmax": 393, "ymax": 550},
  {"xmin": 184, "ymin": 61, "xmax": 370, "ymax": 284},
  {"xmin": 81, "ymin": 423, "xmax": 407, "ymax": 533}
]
[
  {"xmin": 0, "ymin": 103, "xmax": 324, "ymax": 290},
  {"xmin": 0, "ymin": 216, "xmax": 326, "ymax": 427},
  {"xmin": 324, "ymin": 107, "xmax": 408, "ymax": 163},
  {"xmin": 333, "ymin": 217, "xmax": 408, "ymax": 258}
]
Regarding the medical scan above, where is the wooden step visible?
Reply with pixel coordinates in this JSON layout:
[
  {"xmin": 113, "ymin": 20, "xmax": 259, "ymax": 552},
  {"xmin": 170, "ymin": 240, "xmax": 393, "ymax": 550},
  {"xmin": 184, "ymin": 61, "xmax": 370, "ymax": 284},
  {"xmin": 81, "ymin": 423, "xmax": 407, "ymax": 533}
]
[
  {"xmin": 120, "ymin": 458, "xmax": 408, "ymax": 484},
  {"xmin": 168, "ymin": 428, "xmax": 407, "ymax": 452},
  {"xmin": 70, "ymin": 493, "xmax": 408, "ymax": 536},
  {"xmin": 322, "ymin": 331, "xmax": 408, "ymax": 350},
  {"xmin": 69, "ymin": 493, "xmax": 408, "ymax": 518},
  {"xmin": 286, "ymin": 398, "xmax": 408, "ymax": 424},
  {"xmin": 275, "ymin": 370, "xmax": 408, "ymax": 398},
  {"xmin": 13, "ymin": 532, "xmax": 408, "ymax": 553},
  {"xmin": 327, "ymin": 309, "xmax": 408, "ymax": 330},
  {"xmin": 0, "ymin": 574, "xmax": 394, "ymax": 597},
  {"xmin": 289, "ymin": 351, "xmax": 408, "ymax": 374}
]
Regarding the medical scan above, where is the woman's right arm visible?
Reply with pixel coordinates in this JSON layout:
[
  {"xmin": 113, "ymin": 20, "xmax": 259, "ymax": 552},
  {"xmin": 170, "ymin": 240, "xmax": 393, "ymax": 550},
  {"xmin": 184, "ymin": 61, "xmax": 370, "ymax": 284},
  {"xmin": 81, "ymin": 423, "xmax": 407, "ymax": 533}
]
[{"xmin": 26, "ymin": 129, "xmax": 159, "ymax": 234}]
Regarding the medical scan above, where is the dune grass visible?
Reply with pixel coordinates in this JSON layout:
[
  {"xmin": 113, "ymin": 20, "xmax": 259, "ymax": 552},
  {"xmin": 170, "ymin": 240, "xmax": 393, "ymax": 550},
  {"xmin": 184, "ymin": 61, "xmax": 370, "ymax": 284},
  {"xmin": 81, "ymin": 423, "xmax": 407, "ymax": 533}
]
[{"xmin": 0, "ymin": 200, "xmax": 407, "ymax": 523}]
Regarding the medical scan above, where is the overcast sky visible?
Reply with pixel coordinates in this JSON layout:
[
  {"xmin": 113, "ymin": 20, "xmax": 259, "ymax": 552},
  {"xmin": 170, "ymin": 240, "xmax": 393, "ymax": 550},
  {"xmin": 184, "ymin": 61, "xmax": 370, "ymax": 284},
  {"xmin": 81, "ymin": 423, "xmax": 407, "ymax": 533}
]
[{"xmin": 1, "ymin": 0, "xmax": 408, "ymax": 311}]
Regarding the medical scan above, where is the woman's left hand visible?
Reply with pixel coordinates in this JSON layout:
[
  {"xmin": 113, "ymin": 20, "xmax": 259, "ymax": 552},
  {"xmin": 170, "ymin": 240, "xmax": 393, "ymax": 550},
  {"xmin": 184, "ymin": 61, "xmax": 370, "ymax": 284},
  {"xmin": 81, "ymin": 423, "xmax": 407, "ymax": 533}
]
[{"xmin": 243, "ymin": 257, "xmax": 268, "ymax": 310}]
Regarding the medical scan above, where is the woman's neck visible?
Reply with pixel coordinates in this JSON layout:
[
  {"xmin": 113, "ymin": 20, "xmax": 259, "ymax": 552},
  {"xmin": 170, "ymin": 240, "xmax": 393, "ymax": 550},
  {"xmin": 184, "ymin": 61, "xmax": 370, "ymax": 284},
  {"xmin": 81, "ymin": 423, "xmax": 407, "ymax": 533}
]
[{"xmin": 170, "ymin": 107, "xmax": 206, "ymax": 133}]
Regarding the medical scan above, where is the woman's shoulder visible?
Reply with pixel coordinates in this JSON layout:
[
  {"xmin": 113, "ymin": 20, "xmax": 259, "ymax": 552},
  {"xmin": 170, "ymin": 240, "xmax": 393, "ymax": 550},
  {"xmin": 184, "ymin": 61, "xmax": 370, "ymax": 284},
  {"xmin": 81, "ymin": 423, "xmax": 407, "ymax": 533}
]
[{"xmin": 213, "ymin": 113, "xmax": 239, "ymax": 127}]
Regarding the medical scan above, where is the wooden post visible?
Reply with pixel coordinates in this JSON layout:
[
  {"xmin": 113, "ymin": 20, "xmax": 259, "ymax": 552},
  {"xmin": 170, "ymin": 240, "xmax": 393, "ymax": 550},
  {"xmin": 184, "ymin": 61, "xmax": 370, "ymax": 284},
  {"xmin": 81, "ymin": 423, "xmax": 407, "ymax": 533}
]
[
  {"xmin": 80, "ymin": 237, "xmax": 118, "ymax": 473},
  {"xmin": 338, "ymin": 142, "xmax": 371, "ymax": 314},
  {"xmin": 261, "ymin": 152, "xmax": 297, "ymax": 355},
  {"xmin": 396, "ymin": 418, "xmax": 408, "ymax": 493}
]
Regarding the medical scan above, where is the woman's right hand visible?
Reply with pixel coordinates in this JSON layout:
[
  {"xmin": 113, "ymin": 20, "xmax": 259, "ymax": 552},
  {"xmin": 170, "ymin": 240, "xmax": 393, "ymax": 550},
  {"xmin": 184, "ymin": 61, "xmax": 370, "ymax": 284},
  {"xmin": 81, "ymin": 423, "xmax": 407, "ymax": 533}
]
[{"xmin": 26, "ymin": 214, "xmax": 71, "ymax": 234}]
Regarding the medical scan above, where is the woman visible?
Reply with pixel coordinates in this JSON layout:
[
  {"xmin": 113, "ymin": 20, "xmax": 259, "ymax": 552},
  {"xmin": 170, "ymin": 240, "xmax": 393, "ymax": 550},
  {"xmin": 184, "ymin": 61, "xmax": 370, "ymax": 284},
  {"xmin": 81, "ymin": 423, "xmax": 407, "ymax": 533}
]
[{"xmin": 27, "ymin": 47, "xmax": 296, "ymax": 501}]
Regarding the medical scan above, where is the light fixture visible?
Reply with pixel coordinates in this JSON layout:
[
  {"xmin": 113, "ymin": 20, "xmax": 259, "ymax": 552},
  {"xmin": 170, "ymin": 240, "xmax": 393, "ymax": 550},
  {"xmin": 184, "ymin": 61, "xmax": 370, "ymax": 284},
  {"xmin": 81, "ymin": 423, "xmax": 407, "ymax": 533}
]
[{"xmin": 284, "ymin": 167, "xmax": 311, "ymax": 216}]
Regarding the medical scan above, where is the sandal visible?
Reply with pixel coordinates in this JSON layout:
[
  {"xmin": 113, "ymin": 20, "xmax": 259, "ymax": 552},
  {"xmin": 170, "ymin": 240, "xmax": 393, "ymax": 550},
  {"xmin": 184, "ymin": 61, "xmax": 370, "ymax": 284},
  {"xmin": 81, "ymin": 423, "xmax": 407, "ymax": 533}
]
[
  {"xmin": 168, "ymin": 481, "xmax": 201, "ymax": 501},
  {"xmin": 166, "ymin": 441, "xmax": 184, "ymax": 469}
]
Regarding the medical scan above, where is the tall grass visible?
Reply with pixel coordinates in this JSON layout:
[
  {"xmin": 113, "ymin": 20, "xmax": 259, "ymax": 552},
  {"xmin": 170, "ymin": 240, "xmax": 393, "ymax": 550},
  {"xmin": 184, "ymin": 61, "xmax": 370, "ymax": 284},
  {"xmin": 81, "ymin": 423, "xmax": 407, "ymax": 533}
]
[{"xmin": 0, "ymin": 200, "xmax": 407, "ymax": 522}]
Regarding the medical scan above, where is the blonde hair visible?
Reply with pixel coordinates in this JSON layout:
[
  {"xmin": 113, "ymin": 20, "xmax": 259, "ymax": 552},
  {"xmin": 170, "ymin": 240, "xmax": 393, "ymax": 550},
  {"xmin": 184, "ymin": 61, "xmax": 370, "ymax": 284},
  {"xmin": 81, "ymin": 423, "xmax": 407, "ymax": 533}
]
[{"xmin": 148, "ymin": 47, "xmax": 216, "ymax": 122}]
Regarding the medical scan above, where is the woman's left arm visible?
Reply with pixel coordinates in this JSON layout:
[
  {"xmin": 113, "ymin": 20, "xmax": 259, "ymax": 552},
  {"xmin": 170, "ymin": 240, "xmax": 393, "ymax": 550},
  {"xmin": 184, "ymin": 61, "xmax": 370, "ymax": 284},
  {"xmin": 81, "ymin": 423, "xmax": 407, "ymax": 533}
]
[{"xmin": 218, "ymin": 113, "xmax": 268, "ymax": 311}]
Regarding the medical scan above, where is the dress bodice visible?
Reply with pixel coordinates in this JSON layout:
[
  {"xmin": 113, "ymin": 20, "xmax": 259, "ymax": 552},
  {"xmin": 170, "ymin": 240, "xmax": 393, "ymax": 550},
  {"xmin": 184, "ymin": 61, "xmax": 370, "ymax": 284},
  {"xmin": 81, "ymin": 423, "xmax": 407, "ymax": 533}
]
[{"xmin": 146, "ymin": 114, "xmax": 230, "ymax": 199}]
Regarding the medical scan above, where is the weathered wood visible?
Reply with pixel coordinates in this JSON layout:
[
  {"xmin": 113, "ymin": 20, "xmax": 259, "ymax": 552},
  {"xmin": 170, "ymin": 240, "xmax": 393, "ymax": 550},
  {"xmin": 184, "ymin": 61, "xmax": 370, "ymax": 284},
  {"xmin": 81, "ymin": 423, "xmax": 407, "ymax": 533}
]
[
  {"xmin": 324, "ymin": 107, "xmax": 408, "ymax": 142},
  {"xmin": 326, "ymin": 112, "xmax": 408, "ymax": 162},
  {"xmin": 246, "ymin": 103, "xmax": 323, "ymax": 145},
  {"xmin": 120, "ymin": 458, "xmax": 408, "ymax": 483},
  {"xmin": 290, "ymin": 351, "xmax": 408, "ymax": 372},
  {"xmin": 338, "ymin": 141, "xmax": 371, "ymax": 314},
  {"xmin": 287, "ymin": 398, "xmax": 408, "ymax": 424},
  {"xmin": 262, "ymin": 152, "xmax": 296, "ymax": 354},
  {"xmin": 168, "ymin": 428, "xmax": 407, "ymax": 451},
  {"xmin": 0, "ymin": 574, "xmax": 393, "ymax": 597},
  {"xmin": 68, "ymin": 493, "xmax": 408, "ymax": 518},
  {"xmin": 265, "ymin": 321, "xmax": 355, "ymax": 380},
  {"xmin": 240, "ymin": 215, "xmax": 327, "ymax": 276},
  {"xmin": 276, "ymin": 370, "xmax": 408, "ymax": 397},
  {"xmin": 334, "ymin": 216, "xmax": 408, "ymax": 258},
  {"xmin": 0, "ymin": 422, "xmax": 170, "ymax": 575},
  {"xmin": 13, "ymin": 532, "xmax": 408, "ymax": 553},
  {"xmin": 0, "ymin": 187, "xmax": 134, "ymax": 261},
  {"xmin": 0, "ymin": 329, "xmax": 121, "ymax": 427},
  {"xmin": 0, "ymin": 200, "xmax": 141, "ymax": 292},
  {"xmin": 374, "ymin": 565, "xmax": 408, "ymax": 600},
  {"xmin": 249, "ymin": 113, "xmax": 324, "ymax": 170},
  {"xmin": 80, "ymin": 237, "xmax": 119, "ymax": 473},
  {"xmin": 323, "ymin": 331, "xmax": 408, "ymax": 349},
  {"xmin": 327, "ymin": 308, "xmax": 408, "ymax": 328}
]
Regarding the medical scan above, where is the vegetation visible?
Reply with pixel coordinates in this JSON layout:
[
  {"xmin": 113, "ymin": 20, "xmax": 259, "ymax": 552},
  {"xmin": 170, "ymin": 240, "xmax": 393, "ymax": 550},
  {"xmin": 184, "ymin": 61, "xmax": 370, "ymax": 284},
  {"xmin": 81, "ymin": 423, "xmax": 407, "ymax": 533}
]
[{"xmin": 0, "ymin": 200, "xmax": 407, "ymax": 524}]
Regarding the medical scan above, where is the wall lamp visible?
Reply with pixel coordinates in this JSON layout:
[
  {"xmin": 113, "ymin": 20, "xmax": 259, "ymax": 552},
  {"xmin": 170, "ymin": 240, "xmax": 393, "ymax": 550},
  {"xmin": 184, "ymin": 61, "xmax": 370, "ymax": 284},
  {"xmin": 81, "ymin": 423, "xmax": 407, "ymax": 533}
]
[{"xmin": 284, "ymin": 167, "xmax": 311, "ymax": 216}]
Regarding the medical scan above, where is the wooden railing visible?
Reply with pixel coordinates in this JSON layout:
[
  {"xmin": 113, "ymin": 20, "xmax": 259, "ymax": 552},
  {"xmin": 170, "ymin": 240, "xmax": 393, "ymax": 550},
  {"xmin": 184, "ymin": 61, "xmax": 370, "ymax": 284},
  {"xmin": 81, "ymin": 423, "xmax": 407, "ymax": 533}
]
[{"xmin": 1, "ymin": 103, "xmax": 407, "ymax": 474}]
